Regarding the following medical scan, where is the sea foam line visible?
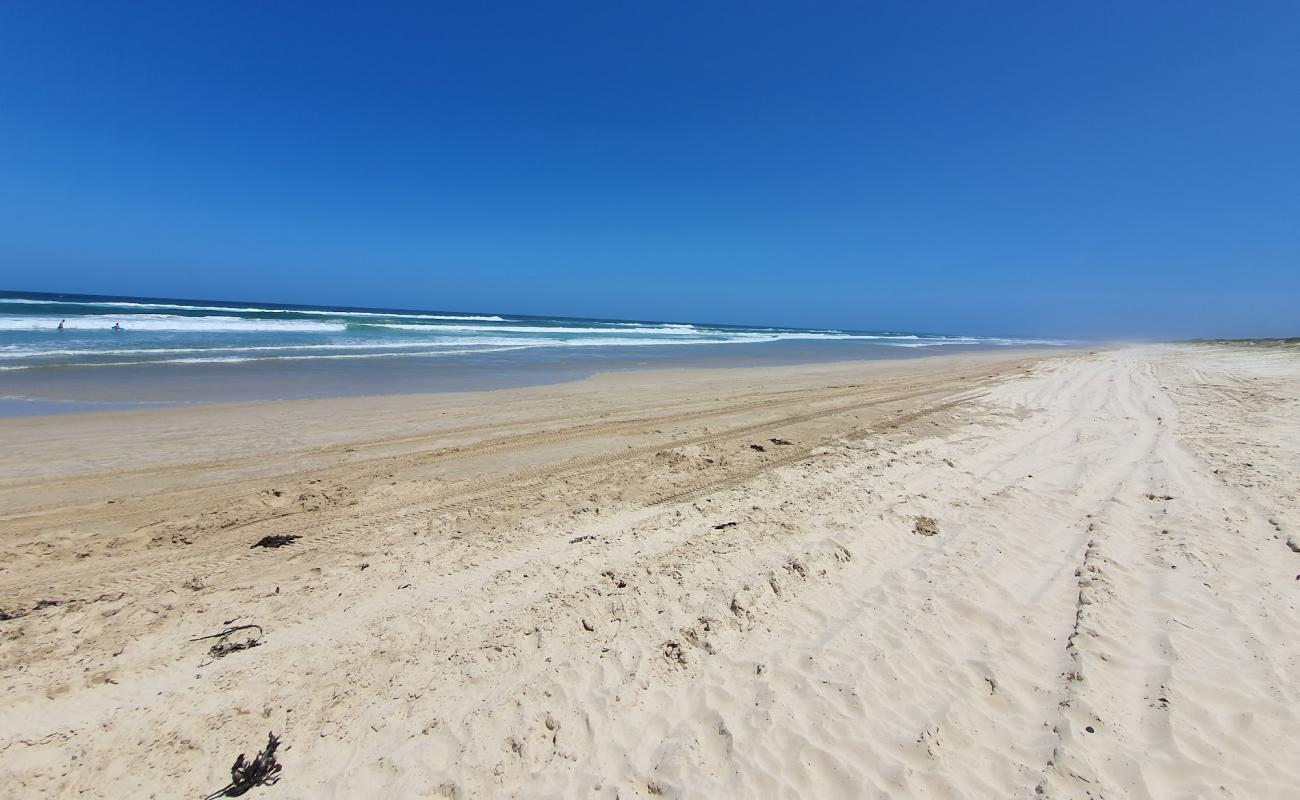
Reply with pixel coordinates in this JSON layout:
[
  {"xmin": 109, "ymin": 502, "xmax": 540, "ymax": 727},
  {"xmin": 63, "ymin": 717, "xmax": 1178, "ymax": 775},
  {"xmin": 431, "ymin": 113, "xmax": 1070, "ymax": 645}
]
[
  {"xmin": 0, "ymin": 315, "xmax": 347, "ymax": 332},
  {"xmin": 0, "ymin": 298, "xmax": 508, "ymax": 322},
  {"xmin": 0, "ymin": 346, "xmax": 538, "ymax": 370}
]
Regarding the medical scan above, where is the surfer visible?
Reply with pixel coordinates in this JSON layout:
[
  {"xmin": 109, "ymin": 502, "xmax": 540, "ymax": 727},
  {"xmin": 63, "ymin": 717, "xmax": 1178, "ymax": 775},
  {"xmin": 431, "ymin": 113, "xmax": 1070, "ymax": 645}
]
[
  {"xmin": 57, "ymin": 319, "xmax": 65, "ymax": 330},
  {"xmin": 112, "ymin": 323, "xmax": 121, "ymax": 332}
]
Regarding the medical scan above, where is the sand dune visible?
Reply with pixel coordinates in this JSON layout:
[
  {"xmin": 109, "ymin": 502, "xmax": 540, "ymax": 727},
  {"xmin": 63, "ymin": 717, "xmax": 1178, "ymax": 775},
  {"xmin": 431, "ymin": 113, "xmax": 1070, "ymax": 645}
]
[{"xmin": 1, "ymin": 345, "xmax": 1297, "ymax": 798}]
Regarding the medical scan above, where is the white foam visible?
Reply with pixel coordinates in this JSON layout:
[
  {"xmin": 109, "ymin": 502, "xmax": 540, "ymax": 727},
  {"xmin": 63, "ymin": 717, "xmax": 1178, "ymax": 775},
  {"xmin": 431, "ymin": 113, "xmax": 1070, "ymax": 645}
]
[
  {"xmin": 0, "ymin": 298, "xmax": 507, "ymax": 322},
  {"xmin": 368, "ymin": 323, "xmax": 719, "ymax": 336},
  {"xmin": 0, "ymin": 346, "xmax": 535, "ymax": 370},
  {"xmin": 0, "ymin": 315, "xmax": 346, "ymax": 332},
  {"xmin": 0, "ymin": 341, "xmax": 515, "ymax": 358},
  {"xmin": 365, "ymin": 324, "xmax": 943, "ymax": 342}
]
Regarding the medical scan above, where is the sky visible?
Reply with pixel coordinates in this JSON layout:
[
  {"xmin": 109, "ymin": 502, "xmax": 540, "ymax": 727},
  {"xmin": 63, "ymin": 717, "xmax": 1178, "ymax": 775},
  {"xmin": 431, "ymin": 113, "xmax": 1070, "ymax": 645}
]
[{"xmin": 0, "ymin": 2, "xmax": 1297, "ymax": 339}]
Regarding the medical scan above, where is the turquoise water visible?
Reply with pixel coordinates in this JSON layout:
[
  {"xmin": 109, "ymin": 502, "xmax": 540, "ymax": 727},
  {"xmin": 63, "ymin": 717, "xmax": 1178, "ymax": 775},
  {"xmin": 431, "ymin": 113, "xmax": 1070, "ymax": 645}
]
[{"xmin": 0, "ymin": 290, "xmax": 1068, "ymax": 411}]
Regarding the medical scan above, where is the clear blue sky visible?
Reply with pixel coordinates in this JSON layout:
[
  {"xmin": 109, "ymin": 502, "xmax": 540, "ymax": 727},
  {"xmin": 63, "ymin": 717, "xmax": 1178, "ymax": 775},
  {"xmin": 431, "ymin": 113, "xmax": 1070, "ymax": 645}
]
[{"xmin": 1, "ymin": 2, "xmax": 1297, "ymax": 338}]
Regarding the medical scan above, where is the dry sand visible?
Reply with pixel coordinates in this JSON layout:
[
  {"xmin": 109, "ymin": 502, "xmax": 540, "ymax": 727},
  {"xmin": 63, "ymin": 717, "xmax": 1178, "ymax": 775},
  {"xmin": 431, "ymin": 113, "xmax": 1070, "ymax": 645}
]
[{"xmin": 1, "ymin": 345, "xmax": 1297, "ymax": 798}]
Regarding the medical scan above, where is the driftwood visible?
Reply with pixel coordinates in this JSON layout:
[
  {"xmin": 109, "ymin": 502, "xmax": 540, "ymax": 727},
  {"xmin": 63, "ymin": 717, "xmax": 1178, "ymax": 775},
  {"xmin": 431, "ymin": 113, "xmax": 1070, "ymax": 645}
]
[
  {"xmin": 251, "ymin": 535, "xmax": 300, "ymax": 549},
  {"xmin": 204, "ymin": 731, "xmax": 283, "ymax": 798}
]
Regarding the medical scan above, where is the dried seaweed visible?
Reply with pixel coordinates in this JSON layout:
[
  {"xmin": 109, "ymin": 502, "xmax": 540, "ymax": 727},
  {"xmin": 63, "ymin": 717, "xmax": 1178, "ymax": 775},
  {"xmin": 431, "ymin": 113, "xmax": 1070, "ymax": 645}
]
[
  {"xmin": 913, "ymin": 516, "xmax": 939, "ymax": 536},
  {"xmin": 250, "ymin": 535, "xmax": 300, "ymax": 549},
  {"xmin": 204, "ymin": 731, "xmax": 283, "ymax": 798},
  {"xmin": 192, "ymin": 624, "xmax": 264, "ymax": 665}
]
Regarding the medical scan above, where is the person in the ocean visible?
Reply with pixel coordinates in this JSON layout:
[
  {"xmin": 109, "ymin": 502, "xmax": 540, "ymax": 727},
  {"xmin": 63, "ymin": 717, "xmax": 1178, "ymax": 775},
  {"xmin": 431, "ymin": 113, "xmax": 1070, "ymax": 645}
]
[
  {"xmin": 57, "ymin": 319, "xmax": 65, "ymax": 330},
  {"xmin": 112, "ymin": 323, "xmax": 121, "ymax": 332}
]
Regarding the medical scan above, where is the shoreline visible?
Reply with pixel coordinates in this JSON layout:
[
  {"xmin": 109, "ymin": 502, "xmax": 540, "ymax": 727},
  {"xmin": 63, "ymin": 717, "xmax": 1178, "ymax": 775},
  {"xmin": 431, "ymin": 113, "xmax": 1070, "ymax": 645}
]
[{"xmin": 1, "ymin": 290, "xmax": 1073, "ymax": 411}]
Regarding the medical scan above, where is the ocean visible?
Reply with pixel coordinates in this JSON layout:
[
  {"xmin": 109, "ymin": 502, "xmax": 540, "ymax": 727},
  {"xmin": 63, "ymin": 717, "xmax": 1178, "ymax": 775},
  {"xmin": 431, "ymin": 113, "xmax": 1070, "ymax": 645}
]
[{"xmin": 0, "ymin": 290, "xmax": 1068, "ymax": 414}]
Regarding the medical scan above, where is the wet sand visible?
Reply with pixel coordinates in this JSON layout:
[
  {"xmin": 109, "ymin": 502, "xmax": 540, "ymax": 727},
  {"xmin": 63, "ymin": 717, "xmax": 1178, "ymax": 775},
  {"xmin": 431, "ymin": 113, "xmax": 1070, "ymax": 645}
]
[{"xmin": 0, "ymin": 339, "xmax": 1041, "ymax": 407}]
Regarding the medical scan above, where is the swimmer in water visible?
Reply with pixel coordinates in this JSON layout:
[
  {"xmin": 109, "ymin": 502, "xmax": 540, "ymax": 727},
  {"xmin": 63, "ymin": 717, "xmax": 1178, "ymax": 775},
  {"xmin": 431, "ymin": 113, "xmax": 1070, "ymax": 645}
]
[
  {"xmin": 57, "ymin": 319, "xmax": 65, "ymax": 330},
  {"xmin": 112, "ymin": 323, "xmax": 121, "ymax": 332}
]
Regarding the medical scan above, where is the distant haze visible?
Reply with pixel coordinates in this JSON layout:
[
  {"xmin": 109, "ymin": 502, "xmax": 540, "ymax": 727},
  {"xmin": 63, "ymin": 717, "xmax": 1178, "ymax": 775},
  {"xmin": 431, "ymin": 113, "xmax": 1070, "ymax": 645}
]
[{"xmin": 1, "ymin": 4, "xmax": 1297, "ymax": 339}]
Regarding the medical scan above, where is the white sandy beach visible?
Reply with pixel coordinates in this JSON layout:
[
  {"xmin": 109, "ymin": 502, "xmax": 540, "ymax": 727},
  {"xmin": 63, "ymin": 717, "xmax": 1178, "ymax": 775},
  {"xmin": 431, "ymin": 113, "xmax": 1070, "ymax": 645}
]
[{"xmin": 1, "ymin": 344, "xmax": 1298, "ymax": 798}]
